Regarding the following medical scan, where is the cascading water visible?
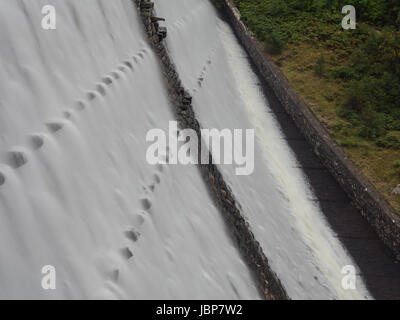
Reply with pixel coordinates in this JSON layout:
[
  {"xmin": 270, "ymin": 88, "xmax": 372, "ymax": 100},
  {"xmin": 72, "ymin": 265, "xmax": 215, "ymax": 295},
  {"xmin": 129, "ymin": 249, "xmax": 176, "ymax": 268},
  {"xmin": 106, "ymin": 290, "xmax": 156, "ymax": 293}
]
[
  {"xmin": 0, "ymin": 0, "xmax": 258, "ymax": 299},
  {"xmin": 0, "ymin": 0, "xmax": 372, "ymax": 299},
  {"xmin": 154, "ymin": 0, "xmax": 371, "ymax": 299}
]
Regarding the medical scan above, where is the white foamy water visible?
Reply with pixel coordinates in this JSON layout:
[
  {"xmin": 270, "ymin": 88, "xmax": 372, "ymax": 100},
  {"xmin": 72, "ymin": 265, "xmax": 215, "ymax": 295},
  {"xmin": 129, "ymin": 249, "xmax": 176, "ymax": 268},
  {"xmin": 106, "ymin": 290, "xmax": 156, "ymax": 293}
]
[
  {"xmin": 0, "ymin": 0, "xmax": 259, "ymax": 299},
  {"xmin": 155, "ymin": 0, "xmax": 371, "ymax": 299},
  {"xmin": 0, "ymin": 0, "xmax": 373, "ymax": 299}
]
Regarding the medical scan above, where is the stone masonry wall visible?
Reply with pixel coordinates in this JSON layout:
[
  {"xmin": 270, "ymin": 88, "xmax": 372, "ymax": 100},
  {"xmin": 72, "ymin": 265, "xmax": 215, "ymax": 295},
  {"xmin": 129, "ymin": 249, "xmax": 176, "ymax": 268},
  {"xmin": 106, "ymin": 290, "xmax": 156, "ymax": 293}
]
[
  {"xmin": 134, "ymin": 0, "xmax": 289, "ymax": 299},
  {"xmin": 221, "ymin": 0, "xmax": 400, "ymax": 259}
]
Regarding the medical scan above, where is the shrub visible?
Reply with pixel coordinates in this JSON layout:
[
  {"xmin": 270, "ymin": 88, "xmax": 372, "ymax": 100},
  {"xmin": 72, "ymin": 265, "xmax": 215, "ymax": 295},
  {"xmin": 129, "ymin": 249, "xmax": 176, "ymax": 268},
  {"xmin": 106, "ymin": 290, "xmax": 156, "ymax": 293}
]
[
  {"xmin": 332, "ymin": 66, "xmax": 355, "ymax": 80},
  {"xmin": 314, "ymin": 54, "xmax": 326, "ymax": 76},
  {"xmin": 376, "ymin": 134, "xmax": 400, "ymax": 149},
  {"xmin": 264, "ymin": 32, "xmax": 285, "ymax": 54},
  {"xmin": 339, "ymin": 137, "xmax": 360, "ymax": 148}
]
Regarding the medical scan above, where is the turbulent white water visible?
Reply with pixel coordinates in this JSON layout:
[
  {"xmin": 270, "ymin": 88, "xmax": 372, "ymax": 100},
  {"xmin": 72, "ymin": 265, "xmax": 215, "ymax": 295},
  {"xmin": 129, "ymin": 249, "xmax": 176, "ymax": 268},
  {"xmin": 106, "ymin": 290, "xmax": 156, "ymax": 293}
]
[
  {"xmin": 155, "ymin": 0, "xmax": 371, "ymax": 299},
  {"xmin": 0, "ymin": 0, "xmax": 371, "ymax": 299},
  {"xmin": 0, "ymin": 0, "xmax": 258, "ymax": 299}
]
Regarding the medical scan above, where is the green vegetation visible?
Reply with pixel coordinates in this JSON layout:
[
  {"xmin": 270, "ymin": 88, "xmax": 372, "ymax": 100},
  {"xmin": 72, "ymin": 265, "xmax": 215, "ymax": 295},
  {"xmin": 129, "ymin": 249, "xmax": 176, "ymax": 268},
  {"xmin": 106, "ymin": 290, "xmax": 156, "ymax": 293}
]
[
  {"xmin": 314, "ymin": 54, "xmax": 326, "ymax": 76},
  {"xmin": 230, "ymin": 0, "xmax": 400, "ymax": 141},
  {"xmin": 212, "ymin": 0, "xmax": 400, "ymax": 212}
]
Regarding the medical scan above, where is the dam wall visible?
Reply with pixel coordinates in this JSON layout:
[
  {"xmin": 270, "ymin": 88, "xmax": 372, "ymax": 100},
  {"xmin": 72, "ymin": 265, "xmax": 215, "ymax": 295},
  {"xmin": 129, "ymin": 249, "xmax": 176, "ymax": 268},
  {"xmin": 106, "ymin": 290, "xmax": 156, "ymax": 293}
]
[{"xmin": 220, "ymin": 0, "xmax": 400, "ymax": 258}]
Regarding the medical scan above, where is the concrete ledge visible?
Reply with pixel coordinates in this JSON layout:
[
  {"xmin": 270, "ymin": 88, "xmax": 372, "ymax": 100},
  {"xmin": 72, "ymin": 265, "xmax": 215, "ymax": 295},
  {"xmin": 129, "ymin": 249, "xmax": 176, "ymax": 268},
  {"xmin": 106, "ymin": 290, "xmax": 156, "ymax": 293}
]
[{"xmin": 221, "ymin": 0, "xmax": 400, "ymax": 259}]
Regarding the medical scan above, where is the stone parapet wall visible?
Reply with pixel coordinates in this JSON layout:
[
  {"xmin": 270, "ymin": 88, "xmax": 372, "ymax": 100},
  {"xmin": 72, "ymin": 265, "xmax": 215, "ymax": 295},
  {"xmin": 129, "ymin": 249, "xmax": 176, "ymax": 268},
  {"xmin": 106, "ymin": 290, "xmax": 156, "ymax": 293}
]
[{"xmin": 221, "ymin": 0, "xmax": 400, "ymax": 259}]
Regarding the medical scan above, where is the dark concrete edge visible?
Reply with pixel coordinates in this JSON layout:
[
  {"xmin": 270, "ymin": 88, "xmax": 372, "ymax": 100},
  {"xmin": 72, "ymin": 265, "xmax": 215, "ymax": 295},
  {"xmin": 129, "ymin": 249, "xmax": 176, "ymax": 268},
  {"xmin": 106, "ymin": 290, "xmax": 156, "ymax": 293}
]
[
  {"xmin": 221, "ymin": 0, "xmax": 400, "ymax": 259},
  {"xmin": 134, "ymin": 0, "xmax": 289, "ymax": 300}
]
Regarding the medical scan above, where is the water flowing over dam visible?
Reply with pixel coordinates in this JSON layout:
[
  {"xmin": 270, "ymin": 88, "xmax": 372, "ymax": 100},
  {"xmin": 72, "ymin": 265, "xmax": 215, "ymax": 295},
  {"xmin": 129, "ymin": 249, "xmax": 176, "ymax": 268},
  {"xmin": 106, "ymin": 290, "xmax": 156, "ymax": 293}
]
[{"xmin": 0, "ymin": 0, "xmax": 377, "ymax": 299}]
